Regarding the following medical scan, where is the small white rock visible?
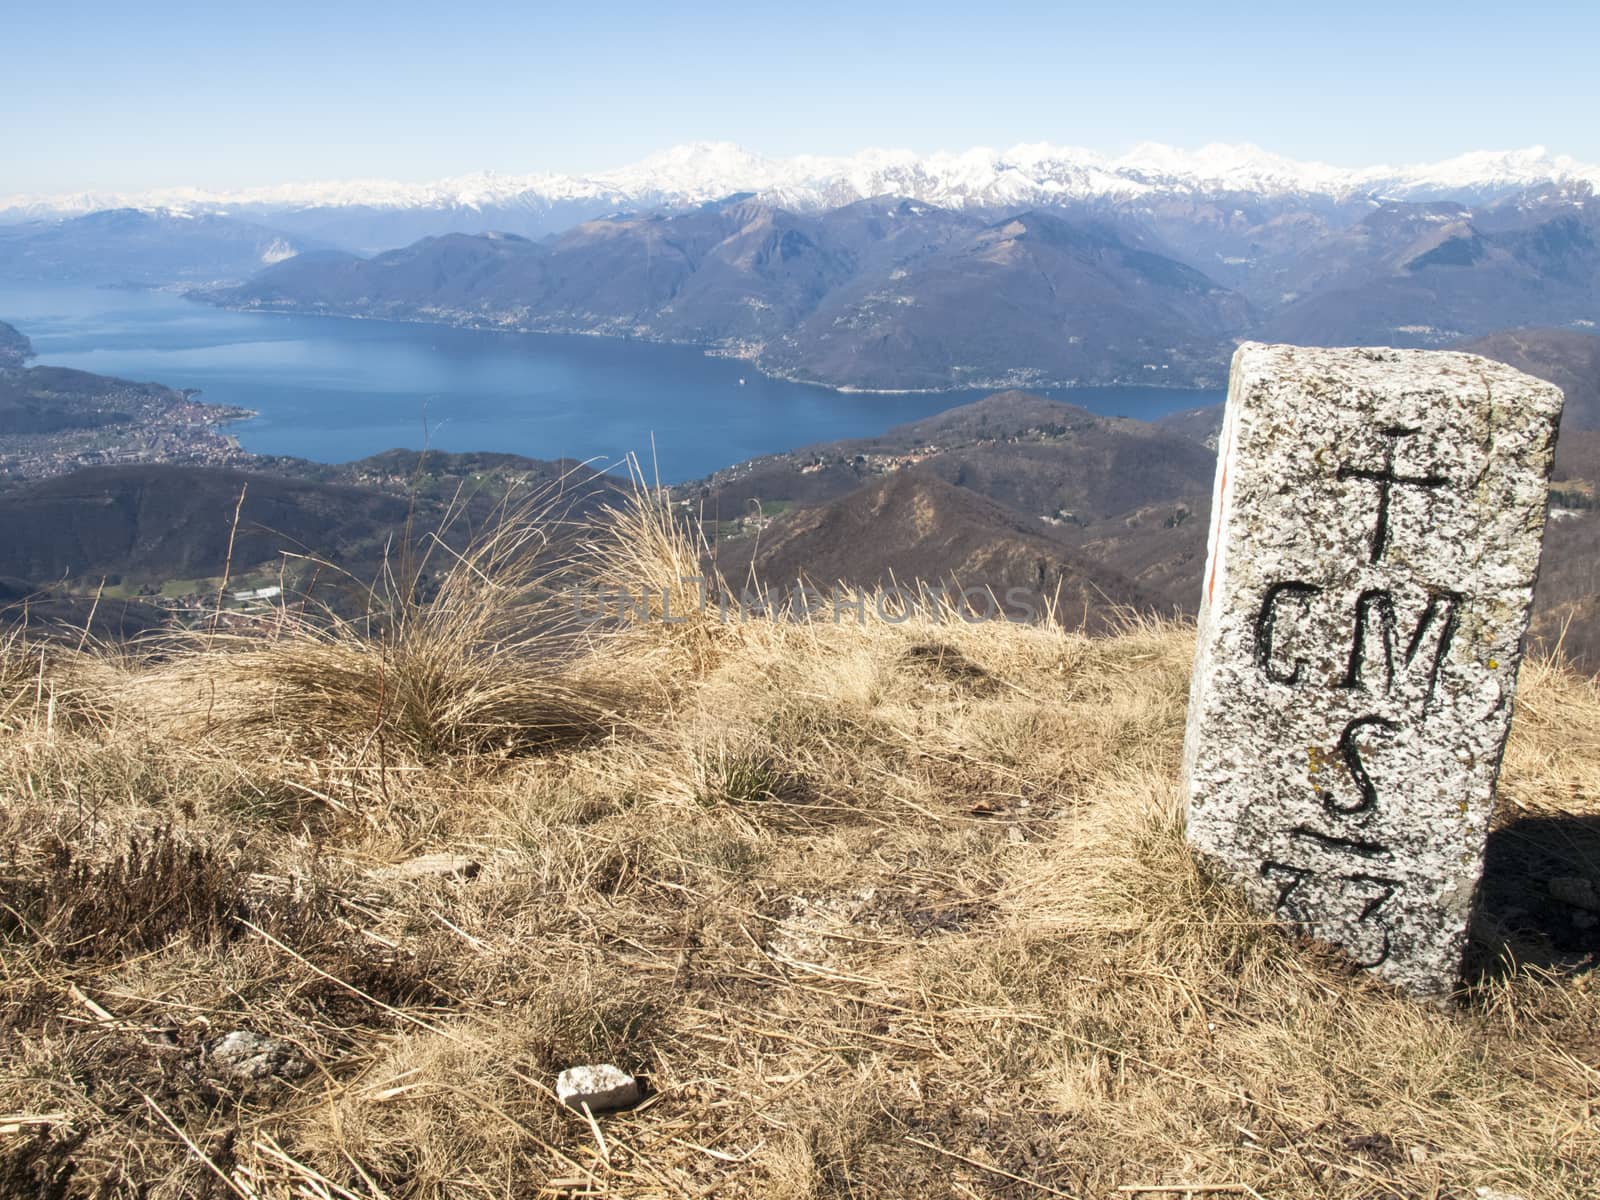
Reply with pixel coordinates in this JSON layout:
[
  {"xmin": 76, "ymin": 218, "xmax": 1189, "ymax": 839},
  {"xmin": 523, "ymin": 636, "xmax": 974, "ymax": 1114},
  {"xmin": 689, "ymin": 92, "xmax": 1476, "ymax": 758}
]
[
  {"xmin": 207, "ymin": 1030, "xmax": 312, "ymax": 1082},
  {"xmin": 556, "ymin": 1064, "xmax": 639, "ymax": 1112}
]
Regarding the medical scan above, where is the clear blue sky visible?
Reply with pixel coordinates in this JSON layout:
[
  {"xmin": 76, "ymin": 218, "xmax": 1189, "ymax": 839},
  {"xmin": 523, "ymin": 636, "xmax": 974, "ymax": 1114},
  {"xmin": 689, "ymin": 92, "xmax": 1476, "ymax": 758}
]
[{"xmin": 7, "ymin": 0, "xmax": 1596, "ymax": 193}]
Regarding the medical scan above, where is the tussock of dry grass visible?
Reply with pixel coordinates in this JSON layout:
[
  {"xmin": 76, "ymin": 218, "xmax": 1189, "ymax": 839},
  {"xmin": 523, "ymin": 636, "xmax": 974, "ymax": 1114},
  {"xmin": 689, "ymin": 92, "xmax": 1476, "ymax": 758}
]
[
  {"xmin": 0, "ymin": 632, "xmax": 119, "ymax": 737},
  {"xmin": 129, "ymin": 473, "xmax": 634, "ymax": 771},
  {"xmin": 1, "ymin": 493, "xmax": 1597, "ymax": 1199}
]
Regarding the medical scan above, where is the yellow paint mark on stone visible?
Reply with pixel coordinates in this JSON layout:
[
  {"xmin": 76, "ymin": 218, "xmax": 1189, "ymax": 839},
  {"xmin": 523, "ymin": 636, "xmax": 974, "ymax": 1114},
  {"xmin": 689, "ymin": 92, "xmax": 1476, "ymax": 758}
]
[{"xmin": 1307, "ymin": 745, "xmax": 1334, "ymax": 786}]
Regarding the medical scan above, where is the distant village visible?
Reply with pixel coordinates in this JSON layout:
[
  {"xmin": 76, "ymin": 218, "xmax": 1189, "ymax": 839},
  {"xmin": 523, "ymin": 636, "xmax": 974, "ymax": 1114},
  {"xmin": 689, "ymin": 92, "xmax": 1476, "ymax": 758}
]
[{"xmin": 0, "ymin": 382, "xmax": 254, "ymax": 483}]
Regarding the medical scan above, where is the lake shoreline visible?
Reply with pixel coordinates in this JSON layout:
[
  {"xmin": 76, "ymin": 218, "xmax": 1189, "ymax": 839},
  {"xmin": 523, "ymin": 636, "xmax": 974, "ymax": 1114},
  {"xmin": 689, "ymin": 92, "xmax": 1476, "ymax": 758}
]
[
  {"xmin": 0, "ymin": 282, "xmax": 1223, "ymax": 481},
  {"xmin": 196, "ymin": 295, "xmax": 1229, "ymax": 397}
]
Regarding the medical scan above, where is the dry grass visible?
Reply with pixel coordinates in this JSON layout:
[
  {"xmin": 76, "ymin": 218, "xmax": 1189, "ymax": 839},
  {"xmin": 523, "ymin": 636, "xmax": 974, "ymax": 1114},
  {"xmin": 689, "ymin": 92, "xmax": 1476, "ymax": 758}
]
[
  {"xmin": 1, "ymin": 490, "xmax": 1597, "ymax": 1199},
  {"xmin": 133, "ymin": 479, "xmax": 629, "ymax": 769}
]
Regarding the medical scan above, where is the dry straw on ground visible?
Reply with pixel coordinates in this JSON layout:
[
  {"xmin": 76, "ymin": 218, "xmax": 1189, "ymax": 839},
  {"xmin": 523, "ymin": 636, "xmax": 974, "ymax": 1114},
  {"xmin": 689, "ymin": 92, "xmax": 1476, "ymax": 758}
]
[{"xmin": 1, "ymin": 486, "xmax": 1596, "ymax": 1199}]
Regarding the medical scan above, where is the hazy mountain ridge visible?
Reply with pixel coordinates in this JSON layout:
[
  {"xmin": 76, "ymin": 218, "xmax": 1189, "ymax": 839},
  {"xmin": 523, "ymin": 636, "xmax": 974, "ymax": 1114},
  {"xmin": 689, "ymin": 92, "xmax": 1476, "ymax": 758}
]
[
  {"xmin": 1459, "ymin": 328, "xmax": 1600, "ymax": 427},
  {"xmin": 179, "ymin": 174, "xmax": 1599, "ymax": 389},
  {"xmin": 1257, "ymin": 193, "xmax": 1600, "ymax": 346},
  {"xmin": 204, "ymin": 200, "xmax": 1248, "ymax": 388},
  {"xmin": 758, "ymin": 210, "xmax": 1247, "ymax": 389},
  {"xmin": 0, "ymin": 320, "xmax": 32, "ymax": 366},
  {"xmin": 0, "ymin": 208, "xmax": 319, "ymax": 284},
  {"xmin": 8, "ymin": 141, "xmax": 1599, "ymax": 231},
  {"xmin": 9, "ymin": 144, "xmax": 1600, "ymax": 389}
]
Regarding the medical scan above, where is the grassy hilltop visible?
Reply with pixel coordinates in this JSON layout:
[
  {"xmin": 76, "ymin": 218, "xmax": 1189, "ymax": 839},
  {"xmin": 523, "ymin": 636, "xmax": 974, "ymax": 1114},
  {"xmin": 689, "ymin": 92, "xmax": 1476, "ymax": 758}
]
[{"xmin": 1, "ymin": 488, "xmax": 1597, "ymax": 1199}]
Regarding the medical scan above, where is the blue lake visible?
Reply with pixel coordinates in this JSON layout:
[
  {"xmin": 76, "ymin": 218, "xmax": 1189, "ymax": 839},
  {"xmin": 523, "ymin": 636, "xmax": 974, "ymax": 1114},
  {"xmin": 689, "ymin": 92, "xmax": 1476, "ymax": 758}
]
[{"xmin": 0, "ymin": 284, "xmax": 1222, "ymax": 482}]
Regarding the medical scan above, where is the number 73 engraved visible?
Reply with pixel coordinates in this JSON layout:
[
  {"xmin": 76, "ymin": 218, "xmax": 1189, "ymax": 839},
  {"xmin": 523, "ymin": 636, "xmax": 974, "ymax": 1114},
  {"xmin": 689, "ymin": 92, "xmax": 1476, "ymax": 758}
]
[{"xmin": 1260, "ymin": 861, "xmax": 1403, "ymax": 968}]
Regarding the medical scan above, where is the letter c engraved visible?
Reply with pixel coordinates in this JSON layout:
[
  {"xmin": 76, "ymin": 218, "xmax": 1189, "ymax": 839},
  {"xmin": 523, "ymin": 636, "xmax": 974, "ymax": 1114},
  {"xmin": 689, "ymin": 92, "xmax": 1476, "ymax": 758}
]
[{"xmin": 1255, "ymin": 582, "xmax": 1322, "ymax": 685}]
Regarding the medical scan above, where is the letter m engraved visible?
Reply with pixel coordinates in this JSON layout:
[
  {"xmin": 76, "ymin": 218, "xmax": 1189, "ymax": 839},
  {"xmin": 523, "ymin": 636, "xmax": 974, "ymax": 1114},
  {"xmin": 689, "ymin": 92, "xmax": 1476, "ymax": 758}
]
[{"xmin": 1340, "ymin": 588, "xmax": 1462, "ymax": 707}]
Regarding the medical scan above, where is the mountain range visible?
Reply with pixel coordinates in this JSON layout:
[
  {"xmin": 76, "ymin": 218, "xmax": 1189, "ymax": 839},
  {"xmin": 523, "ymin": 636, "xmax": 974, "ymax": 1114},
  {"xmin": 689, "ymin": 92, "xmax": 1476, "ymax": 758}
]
[
  {"xmin": 8, "ymin": 142, "xmax": 1600, "ymax": 241},
  {"xmin": 3, "ymin": 140, "xmax": 1597, "ymax": 391},
  {"xmin": 204, "ymin": 200, "xmax": 1251, "ymax": 388},
  {"xmin": 3, "ymin": 142, "xmax": 1587, "ymax": 390},
  {"xmin": 198, "ymin": 183, "xmax": 1599, "ymax": 389},
  {"xmin": 0, "ymin": 209, "xmax": 318, "ymax": 284}
]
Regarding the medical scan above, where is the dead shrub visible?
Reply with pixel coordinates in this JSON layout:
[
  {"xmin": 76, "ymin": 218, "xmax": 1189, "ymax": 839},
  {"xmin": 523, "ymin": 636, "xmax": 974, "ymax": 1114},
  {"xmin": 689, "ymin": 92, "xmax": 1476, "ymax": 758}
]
[{"xmin": 1, "ymin": 827, "xmax": 251, "ymax": 965}]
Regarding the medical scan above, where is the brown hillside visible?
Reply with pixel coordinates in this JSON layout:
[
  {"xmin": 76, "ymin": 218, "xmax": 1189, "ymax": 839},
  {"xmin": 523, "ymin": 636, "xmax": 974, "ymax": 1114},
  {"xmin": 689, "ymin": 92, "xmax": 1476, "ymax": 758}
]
[
  {"xmin": 1462, "ymin": 328, "xmax": 1600, "ymax": 429},
  {"xmin": 695, "ymin": 390, "xmax": 1217, "ymax": 524},
  {"xmin": 702, "ymin": 382, "xmax": 1600, "ymax": 669},
  {"xmin": 712, "ymin": 469, "xmax": 1157, "ymax": 630}
]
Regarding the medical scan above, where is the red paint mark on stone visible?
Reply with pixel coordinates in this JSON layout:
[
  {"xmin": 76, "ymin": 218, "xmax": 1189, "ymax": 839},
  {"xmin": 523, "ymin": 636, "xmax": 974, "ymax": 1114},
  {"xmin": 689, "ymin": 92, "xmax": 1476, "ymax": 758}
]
[{"xmin": 1207, "ymin": 452, "xmax": 1230, "ymax": 603}]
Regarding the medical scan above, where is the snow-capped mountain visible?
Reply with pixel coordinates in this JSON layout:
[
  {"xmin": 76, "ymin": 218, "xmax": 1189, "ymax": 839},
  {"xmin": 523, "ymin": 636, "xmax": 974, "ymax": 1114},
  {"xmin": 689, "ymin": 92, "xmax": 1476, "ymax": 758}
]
[
  {"xmin": 6, "ymin": 141, "xmax": 1599, "ymax": 228},
  {"xmin": 5, "ymin": 141, "xmax": 1597, "ymax": 391}
]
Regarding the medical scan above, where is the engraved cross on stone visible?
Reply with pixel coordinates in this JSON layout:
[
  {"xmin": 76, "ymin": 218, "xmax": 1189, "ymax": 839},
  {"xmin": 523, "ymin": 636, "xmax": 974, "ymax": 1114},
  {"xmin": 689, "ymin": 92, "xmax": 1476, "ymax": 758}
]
[{"xmin": 1336, "ymin": 424, "xmax": 1449, "ymax": 564}]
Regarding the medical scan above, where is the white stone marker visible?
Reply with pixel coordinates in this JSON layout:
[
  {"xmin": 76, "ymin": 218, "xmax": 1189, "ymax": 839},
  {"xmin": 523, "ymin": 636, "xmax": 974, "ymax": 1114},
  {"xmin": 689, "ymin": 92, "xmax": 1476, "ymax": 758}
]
[{"xmin": 1183, "ymin": 342, "xmax": 1564, "ymax": 996}]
